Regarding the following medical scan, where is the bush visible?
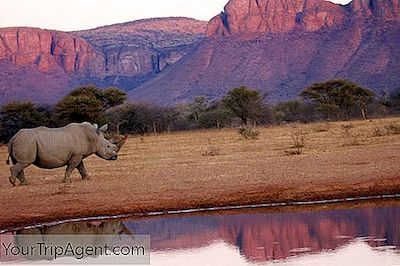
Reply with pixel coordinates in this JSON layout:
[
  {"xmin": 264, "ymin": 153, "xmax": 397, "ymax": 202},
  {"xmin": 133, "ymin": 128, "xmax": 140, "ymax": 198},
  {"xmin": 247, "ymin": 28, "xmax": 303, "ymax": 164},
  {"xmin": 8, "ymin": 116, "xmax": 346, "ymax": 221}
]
[
  {"xmin": 384, "ymin": 123, "xmax": 400, "ymax": 135},
  {"xmin": 237, "ymin": 123, "xmax": 259, "ymax": 139},
  {"xmin": 285, "ymin": 130, "xmax": 306, "ymax": 155}
]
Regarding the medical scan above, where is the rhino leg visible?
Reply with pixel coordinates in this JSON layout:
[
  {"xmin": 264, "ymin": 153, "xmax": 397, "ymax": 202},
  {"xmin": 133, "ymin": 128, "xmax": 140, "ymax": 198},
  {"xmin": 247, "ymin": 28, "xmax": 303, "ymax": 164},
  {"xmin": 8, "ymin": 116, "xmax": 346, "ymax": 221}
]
[
  {"xmin": 63, "ymin": 155, "xmax": 83, "ymax": 183},
  {"xmin": 17, "ymin": 171, "xmax": 28, "ymax": 186},
  {"xmin": 77, "ymin": 161, "xmax": 90, "ymax": 180},
  {"xmin": 10, "ymin": 162, "xmax": 29, "ymax": 186},
  {"xmin": 9, "ymin": 175, "xmax": 16, "ymax": 186}
]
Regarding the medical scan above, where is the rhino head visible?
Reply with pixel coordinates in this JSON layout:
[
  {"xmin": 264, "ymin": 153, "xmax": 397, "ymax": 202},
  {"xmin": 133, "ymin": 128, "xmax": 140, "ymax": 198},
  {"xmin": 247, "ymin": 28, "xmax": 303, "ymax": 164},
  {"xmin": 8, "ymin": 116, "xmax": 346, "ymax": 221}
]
[{"xmin": 94, "ymin": 124, "xmax": 127, "ymax": 161}]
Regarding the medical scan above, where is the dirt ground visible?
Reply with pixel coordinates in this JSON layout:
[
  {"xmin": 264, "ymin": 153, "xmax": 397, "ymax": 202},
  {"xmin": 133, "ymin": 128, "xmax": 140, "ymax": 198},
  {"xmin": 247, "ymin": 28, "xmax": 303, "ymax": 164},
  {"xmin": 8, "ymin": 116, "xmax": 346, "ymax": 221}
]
[{"xmin": 1, "ymin": 117, "xmax": 400, "ymax": 230}]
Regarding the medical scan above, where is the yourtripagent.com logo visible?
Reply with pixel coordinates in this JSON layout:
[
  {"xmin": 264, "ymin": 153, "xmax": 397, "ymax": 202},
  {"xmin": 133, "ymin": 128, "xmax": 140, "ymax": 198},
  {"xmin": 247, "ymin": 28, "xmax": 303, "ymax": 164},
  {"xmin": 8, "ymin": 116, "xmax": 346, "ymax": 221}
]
[{"xmin": 0, "ymin": 234, "xmax": 150, "ymax": 265}]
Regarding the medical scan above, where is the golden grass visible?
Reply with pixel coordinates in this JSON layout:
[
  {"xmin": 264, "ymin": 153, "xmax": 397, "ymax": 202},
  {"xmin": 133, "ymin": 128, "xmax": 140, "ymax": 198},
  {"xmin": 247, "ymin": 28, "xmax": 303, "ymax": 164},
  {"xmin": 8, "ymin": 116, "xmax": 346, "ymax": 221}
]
[{"xmin": 1, "ymin": 117, "xmax": 400, "ymax": 229}]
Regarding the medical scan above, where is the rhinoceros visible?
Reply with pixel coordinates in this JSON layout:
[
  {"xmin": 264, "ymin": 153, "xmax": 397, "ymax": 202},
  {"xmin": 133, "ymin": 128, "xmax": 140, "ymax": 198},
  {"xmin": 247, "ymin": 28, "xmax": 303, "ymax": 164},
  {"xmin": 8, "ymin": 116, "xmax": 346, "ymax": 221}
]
[{"xmin": 6, "ymin": 122, "xmax": 127, "ymax": 186}]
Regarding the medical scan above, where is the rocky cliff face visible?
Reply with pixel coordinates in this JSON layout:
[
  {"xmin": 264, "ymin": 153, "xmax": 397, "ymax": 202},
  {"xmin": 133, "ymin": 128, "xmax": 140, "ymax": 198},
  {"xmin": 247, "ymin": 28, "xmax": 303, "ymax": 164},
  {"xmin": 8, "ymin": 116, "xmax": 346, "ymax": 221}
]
[
  {"xmin": 0, "ymin": 27, "xmax": 105, "ymax": 77},
  {"xmin": 206, "ymin": 0, "xmax": 400, "ymax": 36},
  {"xmin": 0, "ymin": 27, "xmax": 107, "ymax": 103},
  {"xmin": 350, "ymin": 0, "xmax": 400, "ymax": 19},
  {"xmin": 75, "ymin": 17, "xmax": 207, "ymax": 81},
  {"xmin": 0, "ymin": 18, "xmax": 207, "ymax": 104},
  {"xmin": 129, "ymin": 0, "xmax": 400, "ymax": 105},
  {"xmin": 206, "ymin": 0, "xmax": 348, "ymax": 36}
]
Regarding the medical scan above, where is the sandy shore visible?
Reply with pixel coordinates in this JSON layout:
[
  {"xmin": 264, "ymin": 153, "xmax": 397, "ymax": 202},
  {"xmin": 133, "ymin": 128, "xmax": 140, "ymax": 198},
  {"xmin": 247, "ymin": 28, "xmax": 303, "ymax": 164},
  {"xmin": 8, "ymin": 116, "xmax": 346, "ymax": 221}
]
[{"xmin": 1, "ymin": 118, "xmax": 400, "ymax": 230}]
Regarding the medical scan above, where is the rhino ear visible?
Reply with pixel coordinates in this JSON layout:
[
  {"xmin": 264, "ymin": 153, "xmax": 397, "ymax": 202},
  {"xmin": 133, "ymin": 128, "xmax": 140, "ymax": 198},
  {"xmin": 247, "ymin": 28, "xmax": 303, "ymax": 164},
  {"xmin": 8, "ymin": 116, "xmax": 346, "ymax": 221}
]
[
  {"xmin": 99, "ymin": 124, "xmax": 109, "ymax": 133},
  {"xmin": 93, "ymin": 123, "xmax": 99, "ymax": 130}
]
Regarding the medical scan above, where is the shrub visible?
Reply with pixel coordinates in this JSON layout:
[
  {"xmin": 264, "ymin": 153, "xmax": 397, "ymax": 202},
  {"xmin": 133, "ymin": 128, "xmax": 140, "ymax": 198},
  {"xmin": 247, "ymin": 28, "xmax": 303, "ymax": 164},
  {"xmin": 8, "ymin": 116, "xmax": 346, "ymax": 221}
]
[
  {"xmin": 384, "ymin": 123, "xmax": 400, "ymax": 135},
  {"xmin": 237, "ymin": 123, "xmax": 259, "ymax": 139},
  {"xmin": 285, "ymin": 130, "xmax": 306, "ymax": 155},
  {"xmin": 202, "ymin": 138, "xmax": 221, "ymax": 157}
]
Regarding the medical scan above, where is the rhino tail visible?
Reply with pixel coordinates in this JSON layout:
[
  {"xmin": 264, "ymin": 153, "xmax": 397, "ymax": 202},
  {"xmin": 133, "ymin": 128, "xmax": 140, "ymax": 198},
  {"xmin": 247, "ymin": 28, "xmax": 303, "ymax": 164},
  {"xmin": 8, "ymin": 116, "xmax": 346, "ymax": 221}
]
[{"xmin": 6, "ymin": 135, "xmax": 15, "ymax": 165}]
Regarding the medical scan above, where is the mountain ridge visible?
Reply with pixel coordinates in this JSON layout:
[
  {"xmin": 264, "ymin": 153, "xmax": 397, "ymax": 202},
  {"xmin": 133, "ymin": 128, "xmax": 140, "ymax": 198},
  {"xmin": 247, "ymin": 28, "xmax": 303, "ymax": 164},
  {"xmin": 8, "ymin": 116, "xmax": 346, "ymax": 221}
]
[
  {"xmin": 1, "ymin": 0, "xmax": 400, "ymax": 105},
  {"xmin": 128, "ymin": 0, "xmax": 400, "ymax": 104}
]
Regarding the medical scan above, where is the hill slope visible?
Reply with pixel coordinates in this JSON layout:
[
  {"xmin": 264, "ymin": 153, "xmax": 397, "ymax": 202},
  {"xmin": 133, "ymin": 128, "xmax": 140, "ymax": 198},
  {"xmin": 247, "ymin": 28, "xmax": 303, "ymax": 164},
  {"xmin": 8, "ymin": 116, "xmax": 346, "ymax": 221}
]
[
  {"xmin": 74, "ymin": 17, "xmax": 207, "ymax": 87},
  {"xmin": 129, "ymin": 0, "xmax": 400, "ymax": 104}
]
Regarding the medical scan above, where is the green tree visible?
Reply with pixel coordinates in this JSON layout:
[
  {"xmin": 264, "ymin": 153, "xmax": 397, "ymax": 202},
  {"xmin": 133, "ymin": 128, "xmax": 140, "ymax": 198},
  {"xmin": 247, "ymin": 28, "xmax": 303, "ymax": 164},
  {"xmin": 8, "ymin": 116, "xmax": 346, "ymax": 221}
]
[
  {"xmin": 301, "ymin": 79, "xmax": 374, "ymax": 120},
  {"xmin": 222, "ymin": 86, "xmax": 265, "ymax": 125},
  {"xmin": 54, "ymin": 95, "xmax": 104, "ymax": 125},
  {"xmin": 0, "ymin": 102, "xmax": 49, "ymax": 143},
  {"xmin": 53, "ymin": 85, "xmax": 127, "ymax": 125},
  {"xmin": 274, "ymin": 100, "xmax": 305, "ymax": 123},
  {"xmin": 102, "ymin": 87, "xmax": 128, "ymax": 110}
]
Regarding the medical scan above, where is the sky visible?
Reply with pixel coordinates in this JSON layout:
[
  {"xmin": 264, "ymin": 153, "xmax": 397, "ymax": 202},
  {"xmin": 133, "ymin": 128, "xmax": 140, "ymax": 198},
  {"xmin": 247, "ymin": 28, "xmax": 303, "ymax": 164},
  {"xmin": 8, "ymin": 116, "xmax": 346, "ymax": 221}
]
[{"xmin": 0, "ymin": 0, "xmax": 352, "ymax": 32}]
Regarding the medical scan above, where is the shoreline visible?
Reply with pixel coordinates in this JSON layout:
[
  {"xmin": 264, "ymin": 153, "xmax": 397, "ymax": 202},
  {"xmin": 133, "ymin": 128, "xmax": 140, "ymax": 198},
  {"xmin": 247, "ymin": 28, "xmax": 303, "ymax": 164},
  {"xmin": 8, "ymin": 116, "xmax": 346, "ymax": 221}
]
[
  {"xmin": 1, "ymin": 175, "xmax": 400, "ymax": 231},
  {"xmin": 2, "ymin": 193, "xmax": 400, "ymax": 233}
]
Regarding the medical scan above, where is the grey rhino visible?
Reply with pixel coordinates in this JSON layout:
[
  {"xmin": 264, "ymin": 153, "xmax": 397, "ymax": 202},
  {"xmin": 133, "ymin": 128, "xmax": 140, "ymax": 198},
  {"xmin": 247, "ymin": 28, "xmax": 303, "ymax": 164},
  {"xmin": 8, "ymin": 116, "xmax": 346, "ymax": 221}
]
[{"xmin": 6, "ymin": 122, "xmax": 127, "ymax": 186}]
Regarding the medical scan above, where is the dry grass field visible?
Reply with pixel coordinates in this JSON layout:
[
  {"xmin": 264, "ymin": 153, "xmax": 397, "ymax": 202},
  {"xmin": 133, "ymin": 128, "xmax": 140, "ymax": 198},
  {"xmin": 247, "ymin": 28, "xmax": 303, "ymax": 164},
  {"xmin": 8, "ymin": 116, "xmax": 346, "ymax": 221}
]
[{"xmin": 2, "ymin": 117, "xmax": 400, "ymax": 230}]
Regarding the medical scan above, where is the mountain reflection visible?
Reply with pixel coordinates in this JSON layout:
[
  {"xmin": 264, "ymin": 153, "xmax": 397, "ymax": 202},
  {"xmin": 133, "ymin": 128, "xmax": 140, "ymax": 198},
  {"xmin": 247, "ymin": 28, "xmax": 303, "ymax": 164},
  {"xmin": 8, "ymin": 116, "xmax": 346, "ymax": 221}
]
[
  {"xmin": 5, "ymin": 206, "xmax": 400, "ymax": 263},
  {"xmin": 124, "ymin": 207, "xmax": 400, "ymax": 262}
]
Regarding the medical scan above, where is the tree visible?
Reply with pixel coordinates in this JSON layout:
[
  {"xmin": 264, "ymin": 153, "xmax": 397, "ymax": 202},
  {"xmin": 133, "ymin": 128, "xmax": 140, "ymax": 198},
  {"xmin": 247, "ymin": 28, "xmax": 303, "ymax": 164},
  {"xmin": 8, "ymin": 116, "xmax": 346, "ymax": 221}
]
[
  {"xmin": 274, "ymin": 100, "xmax": 305, "ymax": 123},
  {"xmin": 0, "ymin": 102, "xmax": 49, "ymax": 143},
  {"xmin": 301, "ymin": 79, "xmax": 374, "ymax": 120},
  {"xmin": 53, "ymin": 85, "xmax": 127, "ymax": 125},
  {"xmin": 198, "ymin": 100, "xmax": 233, "ymax": 129},
  {"xmin": 106, "ymin": 103, "xmax": 180, "ymax": 135},
  {"xmin": 188, "ymin": 97, "xmax": 233, "ymax": 129},
  {"xmin": 53, "ymin": 95, "xmax": 105, "ymax": 125},
  {"xmin": 102, "ymin": 87, "xmax": 128, "ymax": 110},
  {"xmin": 222, "ymin": 86, "xmax": 265, "ymax": 125}
]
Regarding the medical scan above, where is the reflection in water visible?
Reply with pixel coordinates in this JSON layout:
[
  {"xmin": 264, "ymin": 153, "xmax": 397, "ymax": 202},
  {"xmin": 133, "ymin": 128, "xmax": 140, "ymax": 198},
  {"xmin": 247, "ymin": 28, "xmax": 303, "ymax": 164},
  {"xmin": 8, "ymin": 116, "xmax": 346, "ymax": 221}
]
[
  {"xmin": 125, "ymin": 206, "xmax": 400, "ymax": 263},
  {"xmin": 3, "ymin": 206, "xmax": 400, "ymax": 265}
]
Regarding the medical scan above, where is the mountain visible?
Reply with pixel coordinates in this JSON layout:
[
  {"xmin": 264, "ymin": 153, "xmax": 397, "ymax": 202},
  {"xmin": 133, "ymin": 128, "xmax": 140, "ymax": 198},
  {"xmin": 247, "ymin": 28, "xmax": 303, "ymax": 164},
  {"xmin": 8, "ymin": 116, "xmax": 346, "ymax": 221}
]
[
  {"xmin": 0, "ymin": 27, "xmax": 105, "ymax": 104},
  {"xmin": 1, "ymin": 1, "xmax": 400, "ymax": 106},
  {"xmin": 74, "ymin": 17, "xmax": 207, "ymax": 89},
  {"xmin": 128, "ymin": 0, "xmax": 400, "ymax": 104},
  {"xmin": 0, "ymin": 18, "xmax": 207, "ymax": 104}
]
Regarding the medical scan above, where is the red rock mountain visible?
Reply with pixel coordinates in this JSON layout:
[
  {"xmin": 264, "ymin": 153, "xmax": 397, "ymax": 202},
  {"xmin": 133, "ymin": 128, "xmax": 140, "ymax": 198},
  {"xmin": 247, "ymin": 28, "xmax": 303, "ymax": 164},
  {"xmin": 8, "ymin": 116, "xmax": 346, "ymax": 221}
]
[
  {"xmin": 1, "ymin": 1, "xmax": 400, "ymax": 105},
  {"xmin": 206, "ymin": 0, "xmax": 347, "ymax": 35},
  {"xmin": 0, "ymin": 18, "xmax": 206, "ymax": 104},
  {"xmin": 128, "ymin": 0, "xmax": 400, "ymax": 104},
  {"xmin": 206, "ymin": 0, "xmax": 400, "ymax": 36},
  {"xmin": 0, "ymin": 27, "xmax": 106, "ymax": 103}
]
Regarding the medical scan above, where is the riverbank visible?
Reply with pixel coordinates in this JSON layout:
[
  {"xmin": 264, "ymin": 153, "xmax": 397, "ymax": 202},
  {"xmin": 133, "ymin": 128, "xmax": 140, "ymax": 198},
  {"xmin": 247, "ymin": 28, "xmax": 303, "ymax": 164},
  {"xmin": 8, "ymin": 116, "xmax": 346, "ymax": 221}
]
[{"xmin": 1, "ymin": 118, "xmax": 400, "ymax": 230}]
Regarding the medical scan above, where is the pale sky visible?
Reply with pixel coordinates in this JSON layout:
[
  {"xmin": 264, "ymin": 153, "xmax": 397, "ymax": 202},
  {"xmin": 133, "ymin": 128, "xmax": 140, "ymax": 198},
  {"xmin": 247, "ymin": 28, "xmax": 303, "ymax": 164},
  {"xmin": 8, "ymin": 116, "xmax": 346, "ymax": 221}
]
[{"xmin": 0, "ymin": 0, "xmax": 352, "ymax": 32}]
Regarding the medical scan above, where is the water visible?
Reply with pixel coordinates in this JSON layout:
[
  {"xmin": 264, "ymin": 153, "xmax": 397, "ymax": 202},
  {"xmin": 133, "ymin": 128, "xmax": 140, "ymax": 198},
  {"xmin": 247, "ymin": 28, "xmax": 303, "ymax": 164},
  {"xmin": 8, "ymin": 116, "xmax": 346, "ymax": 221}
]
[{"xmin": 2, "ymin": 204, "xmax": 400, "ymax": 265}]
